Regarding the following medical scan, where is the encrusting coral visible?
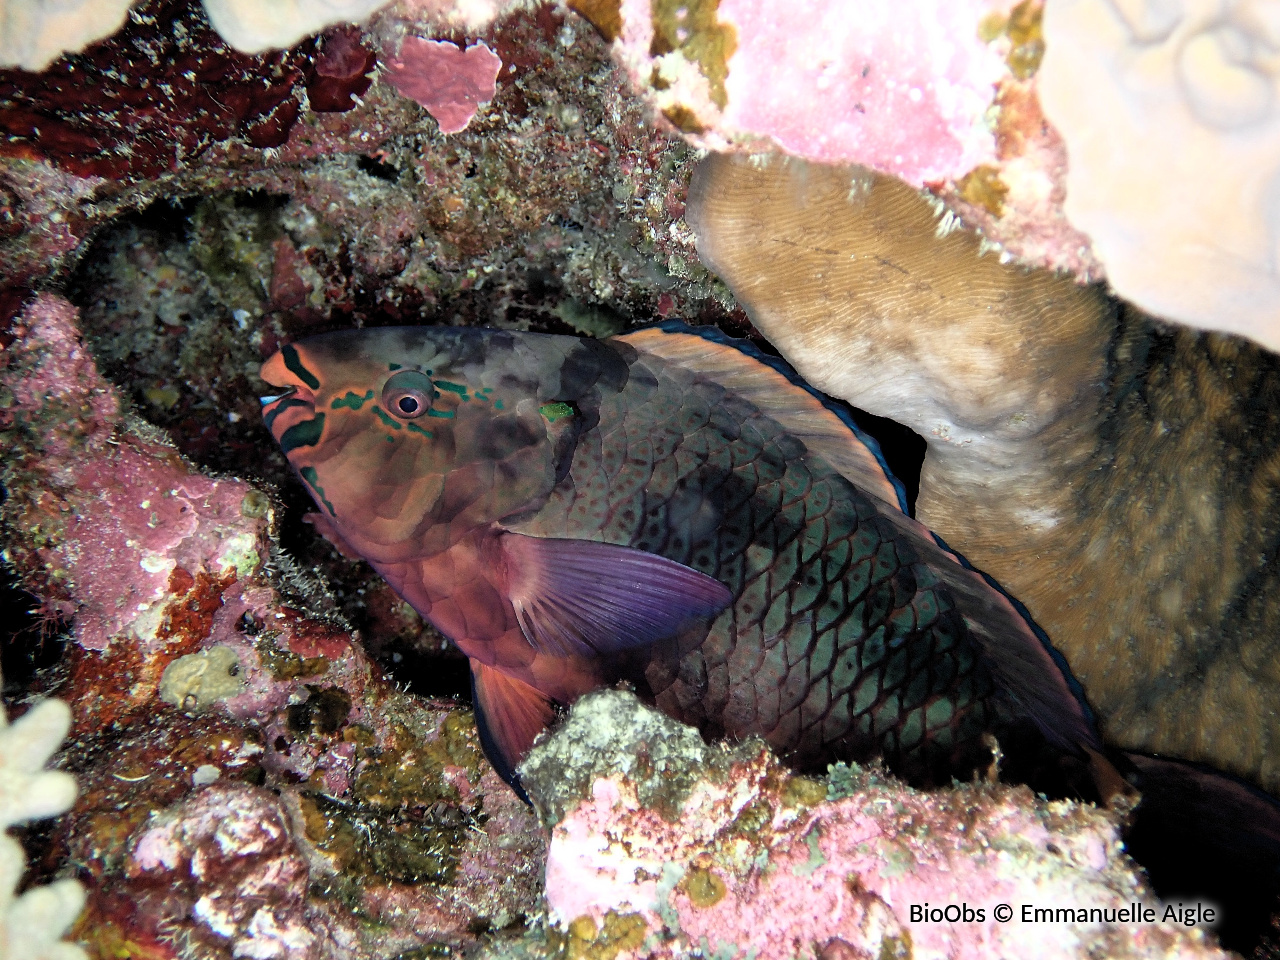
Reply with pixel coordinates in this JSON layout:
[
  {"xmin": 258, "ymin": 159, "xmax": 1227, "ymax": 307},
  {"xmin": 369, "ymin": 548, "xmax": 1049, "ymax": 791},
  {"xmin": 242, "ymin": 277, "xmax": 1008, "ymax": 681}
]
[
  {"xmin": 0, "ymin": 691, "xmax": 86, "ymax": 960},
  {"xmin": 518, "ymin": 690, "xmax": 1231, "ymax": 960},
  {"xmin": 688, "ymin": 153, "xmax": 1280, "ymax": 794}
]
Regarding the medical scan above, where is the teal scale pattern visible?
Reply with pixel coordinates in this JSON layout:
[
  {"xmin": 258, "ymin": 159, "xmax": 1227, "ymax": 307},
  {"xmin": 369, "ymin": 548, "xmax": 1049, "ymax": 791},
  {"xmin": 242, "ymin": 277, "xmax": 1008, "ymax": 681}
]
[{"xmin": 533, "ymin": 351, "xmax": 997, "ymax": 782}]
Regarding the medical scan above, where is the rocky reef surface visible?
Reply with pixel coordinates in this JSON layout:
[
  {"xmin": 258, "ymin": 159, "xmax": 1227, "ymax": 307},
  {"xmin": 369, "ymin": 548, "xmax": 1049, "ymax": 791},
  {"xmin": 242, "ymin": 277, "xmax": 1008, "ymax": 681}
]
[
  {"xmin": 1, "ymin": 0, "xmax": 1278, "ymax": 957},
  {"xmin": 513, "ymin": 690, "xmax": 1231, "ymax": 960}
]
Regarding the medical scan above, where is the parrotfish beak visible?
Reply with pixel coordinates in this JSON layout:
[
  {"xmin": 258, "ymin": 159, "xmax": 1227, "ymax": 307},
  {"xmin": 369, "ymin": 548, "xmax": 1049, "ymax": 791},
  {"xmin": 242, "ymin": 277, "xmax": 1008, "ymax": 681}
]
[
  {"xmin": 260, "ymin": 345, "xmax": 320, "ymax": 450},
  {"xmin": 260, "ymin": 387, "xmax": 296, "ymax": 406}
]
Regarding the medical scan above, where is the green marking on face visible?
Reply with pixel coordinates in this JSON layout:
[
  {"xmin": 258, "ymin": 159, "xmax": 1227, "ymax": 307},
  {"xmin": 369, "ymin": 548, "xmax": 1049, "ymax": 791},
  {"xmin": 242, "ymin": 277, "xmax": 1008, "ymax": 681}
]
[
  {"xmin": 539, "ymin": 401, "xmax": 575, "ymax": 422},
  {"xmin": 494, "ymin": 399, "xmax": 505, "ymax": 410},
  {"xmin": 299, "ymin": 466, "xmax": 336, "ymax": 516},
  {"xmin": 407, "ymin": 423, "xmax": 435, "ymax": 438},
  {"xmin": 389, "ymin": 363, "xmax": 402, "ymax": 371},
  {"xmin": 332, "ymin": 390, "xmax": 375, "ymax": 411},
  {"xmin": 435, "ymin": 380, "xmax": 469, "ymax": 399},
  {"xmin": 386, "ymin": 435, "xmax": 395, "ymax": 443},
  {"xmin": 426, "ymin": 408, "xmax": 455, "ymax": 419},
  {"xmin": 373, "ymin": 407, "xmax": 402, "ymax": 429},
  {"xmin": 279, "ymin": 413, "xmax": 325, "ymax": 453},
  {"xmin": 282, "ymin": 344, "xmax": 321, "ymax": 390}
]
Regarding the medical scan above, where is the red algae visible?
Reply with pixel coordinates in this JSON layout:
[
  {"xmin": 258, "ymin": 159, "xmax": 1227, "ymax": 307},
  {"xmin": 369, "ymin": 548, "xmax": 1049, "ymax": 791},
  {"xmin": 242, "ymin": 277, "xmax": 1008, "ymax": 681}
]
[{"xmin": 384, "ymin": 38, "xmax": 503, "ymax": 134}]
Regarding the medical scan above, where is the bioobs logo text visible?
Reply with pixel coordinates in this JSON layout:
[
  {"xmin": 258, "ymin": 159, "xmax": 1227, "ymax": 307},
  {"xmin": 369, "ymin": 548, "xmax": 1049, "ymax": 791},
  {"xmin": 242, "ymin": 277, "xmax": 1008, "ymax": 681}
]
[{"xmin": 909, "ymin": 903, "xmax": 986, "ymax": 923}]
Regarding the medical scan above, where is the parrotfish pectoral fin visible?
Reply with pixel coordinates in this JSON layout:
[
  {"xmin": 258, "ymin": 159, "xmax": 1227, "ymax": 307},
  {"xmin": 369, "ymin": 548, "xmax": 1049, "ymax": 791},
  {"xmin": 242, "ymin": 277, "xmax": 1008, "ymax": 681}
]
[
  {"xmin": 471, "ymin": 659, "xmax": 557, "ymax": 791},
  {"xmin": 501, "ymin": 532, "xmax": 733, "ymax": 659}
]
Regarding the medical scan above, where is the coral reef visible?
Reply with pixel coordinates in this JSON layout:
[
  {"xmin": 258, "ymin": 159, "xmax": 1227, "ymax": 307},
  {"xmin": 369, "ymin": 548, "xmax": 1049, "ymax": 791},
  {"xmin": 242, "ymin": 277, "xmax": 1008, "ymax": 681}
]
[
  {"xmin": 1, "ymin": 294, "xmax": 546, "ymax": 957},
  {"xmin": 1039, "ymin": 0, "xmax": 1280, "ymax": 353},
  {"xmin": 2, "ymin": 0, "xmax": 1278, "ymax": 955},
  {"xmin": 687, "ymin": 153, "xmax": 1280, "ymax": 795},
  {"xmin": 0, "ymin": 694, "xmax": 85, "ymax": 960},
  {"xmin": 520, "ymin": 690, "xmax": 1230, "ymax": 960}
]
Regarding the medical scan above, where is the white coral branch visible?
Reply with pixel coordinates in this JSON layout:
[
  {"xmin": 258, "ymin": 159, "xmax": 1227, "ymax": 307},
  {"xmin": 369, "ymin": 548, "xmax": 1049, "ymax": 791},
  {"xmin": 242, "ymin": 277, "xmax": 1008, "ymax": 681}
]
[{"xmin": 0, "ymin": 697, "xmax": 87, "ymax": 960}]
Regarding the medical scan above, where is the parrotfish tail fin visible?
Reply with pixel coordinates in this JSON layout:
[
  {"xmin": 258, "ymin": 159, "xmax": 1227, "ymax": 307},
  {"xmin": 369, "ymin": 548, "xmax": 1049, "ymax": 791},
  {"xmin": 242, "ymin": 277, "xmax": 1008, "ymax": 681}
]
[
  {"xmin": 1122, "ymin": 752, "xmax": 1280, "ymax": 953},
  {"xmin": 500, "ymin": 532, "xmax": 733, "ymax": 658},
  {"xmin": 615, "ymin": 325, "xmax": 908, "ymax": 511},
  {"xmin": 470, "ymin": 659, "xmax": 556, "ymax": 797},
  {"xmin": 898, "ymin": 522, "xmax": 1103, "ymax": 761}
]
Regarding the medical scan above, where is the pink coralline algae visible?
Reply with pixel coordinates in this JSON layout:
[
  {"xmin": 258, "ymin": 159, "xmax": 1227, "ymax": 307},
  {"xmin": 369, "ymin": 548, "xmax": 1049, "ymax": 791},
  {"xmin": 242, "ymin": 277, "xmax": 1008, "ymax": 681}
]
[
  {"xmin": 0, "ymin": 294, "xmax": 269, "ymax": 655},
  {"xmin": 607, "ymin": 0, "xmax": 1013, "ymax": 185},
  {"xmin": 522, "ymin": 691, "xmax": 1231, "ymax": 960},
  {"xmin": 579, "ymin": 0, "xmax": 1103, "ymax": 276},
  {"xmin": 384, "ymin": 38, "xmax": 503, "ymax": 134},
  {"xmin": 1, "ymin": 294, "xmax": 547, "ymax": 957}
]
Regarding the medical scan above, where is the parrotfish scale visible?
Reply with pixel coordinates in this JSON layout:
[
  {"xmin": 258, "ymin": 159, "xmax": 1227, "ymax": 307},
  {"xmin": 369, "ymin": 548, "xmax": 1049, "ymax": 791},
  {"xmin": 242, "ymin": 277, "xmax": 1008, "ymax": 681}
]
[
  {"xmin": 905, "ymin": 668, "xmax": 933, "ymax": 713},
  {"xmin": 760, "ymin": 594, "xmax": 790, "ymax": 646},
  {"xmin": 778, "ymin": 669, "xmax": 811, "ymax": 723},
  {"xmin": 722, "ymin": 678, "xmax": 758, "ymax": 730},
  {"xmin": 799, "ymin": 677, "xmax": 832, "ymax": 733},
  {"xmin": 830, "ymin": 648, "xmax": 859, "ymax": 697},
  {"xmin": 809, "ymin": 624, "xmax": 836, "ymax": 676},
  {"xmin": 859, "ymin": 626, "xmax": 887, "ymax": 673},
  {"xmin": 821, "ymin": 702, "xmax": 853, "ymax": 745},
  {"xmin": 646, "ymin": 454, "xmax": 680, "ymax": 500}
]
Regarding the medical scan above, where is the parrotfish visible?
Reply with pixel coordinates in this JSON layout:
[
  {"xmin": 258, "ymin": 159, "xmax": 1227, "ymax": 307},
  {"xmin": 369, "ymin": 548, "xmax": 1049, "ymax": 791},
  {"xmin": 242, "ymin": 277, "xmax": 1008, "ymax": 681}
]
[{"xmin": 260, "ymin": 322, "xmax": 1105, "ymax": 788}]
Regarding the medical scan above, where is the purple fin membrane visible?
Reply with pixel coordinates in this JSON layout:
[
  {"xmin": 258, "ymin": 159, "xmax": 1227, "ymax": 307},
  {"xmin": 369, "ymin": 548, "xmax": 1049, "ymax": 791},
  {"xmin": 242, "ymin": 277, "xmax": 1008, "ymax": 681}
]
[{"xmin": 501, "ymin": 532, "xmax": 733, "ymax": 659}]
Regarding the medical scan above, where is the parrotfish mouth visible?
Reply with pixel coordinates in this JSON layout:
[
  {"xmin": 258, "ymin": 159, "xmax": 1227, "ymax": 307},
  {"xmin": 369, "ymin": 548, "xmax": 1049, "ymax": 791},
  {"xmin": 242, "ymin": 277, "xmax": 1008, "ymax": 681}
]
[
  {"xmin": 259, "ymin": 374, "xmax": 319, "ymax": 448},
  {"xmin": 259, "ymin": 387, "xmax": 297, "ymax": 406}
]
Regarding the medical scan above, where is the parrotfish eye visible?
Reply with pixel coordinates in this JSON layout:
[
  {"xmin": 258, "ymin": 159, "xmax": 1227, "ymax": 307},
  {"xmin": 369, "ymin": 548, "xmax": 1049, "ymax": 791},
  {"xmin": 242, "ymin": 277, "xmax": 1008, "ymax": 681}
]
[{"xmin": 381, "ymin": 370, "xmax": 436, "ymax": 420}]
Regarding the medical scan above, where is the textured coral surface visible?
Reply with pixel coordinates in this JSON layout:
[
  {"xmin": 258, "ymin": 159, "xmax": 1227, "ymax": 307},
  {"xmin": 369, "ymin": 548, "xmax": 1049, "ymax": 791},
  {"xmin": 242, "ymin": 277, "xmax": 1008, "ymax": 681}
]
[
  {"xmin": 0, "ymin": 696, "xmax": 86, "ymax": 960},
  {"xmin": 1040, "ymin": 0, "xmax": 1280, "ymax": 351},
  {"xmin": 522, "ymin": 691, "xmax": 1230, "ymax": 960}
]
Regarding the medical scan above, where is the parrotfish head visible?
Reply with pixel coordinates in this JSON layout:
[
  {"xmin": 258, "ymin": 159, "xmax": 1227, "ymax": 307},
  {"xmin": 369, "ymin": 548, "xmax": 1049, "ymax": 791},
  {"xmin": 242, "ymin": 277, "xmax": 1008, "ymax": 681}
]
[{"xmin": 261, "ymin": 326, "xmax": 593, "ymax": 559}]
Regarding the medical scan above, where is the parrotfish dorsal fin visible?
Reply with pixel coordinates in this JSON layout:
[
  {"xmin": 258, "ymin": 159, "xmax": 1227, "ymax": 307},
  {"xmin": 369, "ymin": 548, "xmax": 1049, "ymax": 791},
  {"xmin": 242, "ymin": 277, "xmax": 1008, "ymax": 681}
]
[
  {"xmin": 886, "ymin": 519, "xmax": 1104, "ymax": 760},
  {"xmin": 616, "ymin": 323, "xmax": 905, "ymax": 510}
]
